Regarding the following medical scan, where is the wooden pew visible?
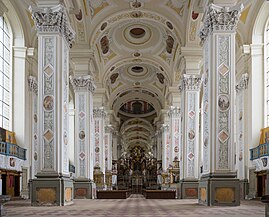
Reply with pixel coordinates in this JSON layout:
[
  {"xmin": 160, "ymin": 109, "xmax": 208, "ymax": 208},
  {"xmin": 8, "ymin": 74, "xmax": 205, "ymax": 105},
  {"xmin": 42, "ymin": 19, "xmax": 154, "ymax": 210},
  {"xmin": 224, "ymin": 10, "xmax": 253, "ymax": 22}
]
[
  {"xmin": 97, "ymin": 190, "xmax": 131, "ymax": 199},
  {"xmin": 144, "ymin": 190, "xmax": 176, "ymax": 199}
]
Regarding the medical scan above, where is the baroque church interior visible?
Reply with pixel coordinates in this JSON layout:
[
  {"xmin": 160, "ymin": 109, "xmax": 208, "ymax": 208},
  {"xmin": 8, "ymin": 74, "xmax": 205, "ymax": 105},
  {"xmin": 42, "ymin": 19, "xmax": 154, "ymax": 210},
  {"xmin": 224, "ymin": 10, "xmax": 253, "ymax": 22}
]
[{"xmin": 0, "ymin": 0, "xmax": 269, "ymax": 216}]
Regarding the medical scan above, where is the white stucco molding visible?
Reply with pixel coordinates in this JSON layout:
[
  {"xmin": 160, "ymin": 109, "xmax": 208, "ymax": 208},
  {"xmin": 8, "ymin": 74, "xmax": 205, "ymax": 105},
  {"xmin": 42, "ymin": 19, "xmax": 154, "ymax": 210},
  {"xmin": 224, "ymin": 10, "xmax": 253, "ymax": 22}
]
[{"xmin": 29, "ymin": 4, "xmax": 75, "ymax": 48}]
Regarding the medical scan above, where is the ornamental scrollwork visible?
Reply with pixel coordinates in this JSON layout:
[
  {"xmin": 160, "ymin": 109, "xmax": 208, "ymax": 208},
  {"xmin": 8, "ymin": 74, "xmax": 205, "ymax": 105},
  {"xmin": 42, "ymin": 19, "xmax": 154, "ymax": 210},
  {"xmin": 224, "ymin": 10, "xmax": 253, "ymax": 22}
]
[
  {"xmin": 183, "ymin": 74, "xmax": 202, "ymax": 91},
  {"xmin": 199, "ymin": 4, "xmax": 243, "ymax": 45},
  {"xmin": 105, "ymin": 125, "xmax": 114, "ymax": 133},
  {"xmin": 178, "ymin": 77, "xmax": 184, "ymax": 93},
  {"xmin": 70, "ymin": 75, "xmax": 96, "ymax": 93},
  {"xmin": 93, "ymin": 107, "xmax": 107, "ymax": 118},
  {"xmin": 161, "ymin": 124, "xmax": 169, "ymax": 132},
  {"xmin": 168, "ymin": 106, "xmax": 180, "ymax": 117},
  {"xmin": 29, "ymin": 4, "xmax": 75, "ymax": 48},
  {"xmin": 28, "ymin": 76, "xmax": 38, "ymax": 95},
  {"xmin": 236, "ymin": 73, "xmax": 249, "ymax": 92}
]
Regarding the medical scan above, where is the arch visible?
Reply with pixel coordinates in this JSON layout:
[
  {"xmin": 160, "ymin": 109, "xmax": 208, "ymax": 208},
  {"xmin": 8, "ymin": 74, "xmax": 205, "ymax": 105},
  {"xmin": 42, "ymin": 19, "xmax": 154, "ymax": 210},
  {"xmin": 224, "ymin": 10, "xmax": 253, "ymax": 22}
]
[
  {"xmin": 121, "ymin": 124, "xmax": 152, "ymax": 135},
  {"xmin": 3, "ymin": 0, "xmax": 25, "ymax": 47},
  {"xmin": 249, "ymin": 1, "xmax": 269, "ymax": 149},
  {"xmin": 122, "ymin": 118, "xmax": 153, "ymax": 129},
  {"xmin": 113, "ymin": 92, "xmax": 161, "ymax": 117},
  {"xmin": 109, "ymin": 85, "xmax": 164, "ymax": 109},
  {"xmin": 252, "ymin": 2, "xmax": 269, "ymax": 44}
]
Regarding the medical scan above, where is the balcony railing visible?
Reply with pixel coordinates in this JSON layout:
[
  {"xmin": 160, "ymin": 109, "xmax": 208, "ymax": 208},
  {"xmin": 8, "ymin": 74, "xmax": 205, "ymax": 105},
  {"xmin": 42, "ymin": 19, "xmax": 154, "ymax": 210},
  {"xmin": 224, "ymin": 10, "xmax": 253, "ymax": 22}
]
[
  {"xmin": 250, "ymin": 143, "xmax": 269, "ymax": 160},
  {"xmin": 0, "ymin": 142, "xmax": 26, "ymax": 160}
]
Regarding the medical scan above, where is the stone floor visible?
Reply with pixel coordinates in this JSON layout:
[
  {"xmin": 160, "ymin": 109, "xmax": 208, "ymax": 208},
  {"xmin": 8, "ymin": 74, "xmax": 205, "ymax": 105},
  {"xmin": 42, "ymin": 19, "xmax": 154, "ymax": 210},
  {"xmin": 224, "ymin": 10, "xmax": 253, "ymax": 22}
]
[{"xmin": 4, "ymin": 194, "xmax": 265, "ymax": 217}]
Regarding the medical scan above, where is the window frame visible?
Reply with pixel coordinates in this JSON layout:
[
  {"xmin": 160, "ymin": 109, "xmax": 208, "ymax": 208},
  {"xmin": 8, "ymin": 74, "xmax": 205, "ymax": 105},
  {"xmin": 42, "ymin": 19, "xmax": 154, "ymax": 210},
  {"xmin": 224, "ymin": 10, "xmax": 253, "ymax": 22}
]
[{"xmin": 0, "ymin": 15, "xmax": 12, "ymax": 131}]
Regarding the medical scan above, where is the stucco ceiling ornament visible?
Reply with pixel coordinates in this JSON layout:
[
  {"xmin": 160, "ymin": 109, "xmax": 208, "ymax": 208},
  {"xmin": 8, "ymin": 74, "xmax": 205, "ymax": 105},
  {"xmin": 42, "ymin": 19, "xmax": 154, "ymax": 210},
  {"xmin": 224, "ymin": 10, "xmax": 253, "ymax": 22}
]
[
  {"xmin": 199, "ymin": 3, "xmax": 243, "ymax": 45},
  {"xmin": 171, "ymin": 0, "xmax": 186, "ymax": 8},
  {"xmin": 29, "ymin": 5, "xmax": 75, "ymax": 48},
  {"xmin": 90, "ymin": 0, "xmax": 105, "ymax": 9},
  {"xmin": 130, "ymin": 0, "xmax": 143, "ymax": 9}
]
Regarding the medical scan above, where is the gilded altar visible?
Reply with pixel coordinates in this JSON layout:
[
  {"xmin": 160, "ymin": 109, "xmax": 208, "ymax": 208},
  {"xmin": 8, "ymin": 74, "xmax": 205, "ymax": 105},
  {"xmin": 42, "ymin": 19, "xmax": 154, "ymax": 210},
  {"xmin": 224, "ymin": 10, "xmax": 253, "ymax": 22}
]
[{"xmin": 93, "ymin": 167, "xmax": 104, "ymax": 188}]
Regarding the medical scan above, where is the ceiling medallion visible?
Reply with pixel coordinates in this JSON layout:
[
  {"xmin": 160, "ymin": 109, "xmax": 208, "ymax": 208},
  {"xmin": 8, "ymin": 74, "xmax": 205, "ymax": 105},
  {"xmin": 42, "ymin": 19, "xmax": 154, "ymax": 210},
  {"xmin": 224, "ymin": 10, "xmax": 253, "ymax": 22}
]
[
  {"xmin": 129, "ymin": 27, "xmax": 146, "ymax": 38},
  {"xmin": 124, "ymin": 24, "xmax": 151, "ymax": 45},
  {"xmin": 127, "ymin": 65, "xmax": 148, "ymax": 77},
  {"xmin": 131, "ymin": 66, "xmax": 144, "ymax": 73}
]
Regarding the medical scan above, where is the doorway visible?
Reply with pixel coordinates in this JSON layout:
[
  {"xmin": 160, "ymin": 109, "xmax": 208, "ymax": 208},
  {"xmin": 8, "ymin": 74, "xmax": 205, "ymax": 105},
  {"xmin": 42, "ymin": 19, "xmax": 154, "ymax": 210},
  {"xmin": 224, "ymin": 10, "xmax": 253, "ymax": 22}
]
[
  {"xmin": 2, "ymin": 174, "xmax": 6, "ymax": 195},
  {"xmin": 257, "ymin": 171, "xmax": 267, "ymax": 197}
]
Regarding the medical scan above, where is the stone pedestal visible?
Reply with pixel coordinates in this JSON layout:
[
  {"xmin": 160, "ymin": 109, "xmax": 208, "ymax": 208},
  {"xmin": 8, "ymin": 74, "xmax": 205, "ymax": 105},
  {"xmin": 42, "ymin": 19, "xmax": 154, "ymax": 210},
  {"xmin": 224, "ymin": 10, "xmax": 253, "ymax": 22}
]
[
  {"xmin": 21, "ymin": 168, "xmax": 29, "ymax": 199},
  {"xmin": 179, "ymin": 179, "xmax": 198, "ymax": 199},
  {"xmin": 31, "ymin": 174, "xmax": 73, "ymax": 206},
  {"xmin": 248, "ymin": 168, "xmax": 257, "ymax": 199},
  {"xmin": 169, "ymin": 183, "xmax": 179, "ymax": 199},
  {"xmin": 74, "ymin": 179, "xmax": 96, "ymax": 199},
  {"xmin": 198, "ymin": 173, "xmax": 240, "ymax": 206}
]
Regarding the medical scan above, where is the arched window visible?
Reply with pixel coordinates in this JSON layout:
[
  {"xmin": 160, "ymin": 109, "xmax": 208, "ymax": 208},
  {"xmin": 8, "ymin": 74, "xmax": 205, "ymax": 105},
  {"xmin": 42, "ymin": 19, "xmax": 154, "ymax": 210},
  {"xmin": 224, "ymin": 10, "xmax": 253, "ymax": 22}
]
[{"xmin": 0, "ymin": 16, "xmax": 11, "ymax": 130}]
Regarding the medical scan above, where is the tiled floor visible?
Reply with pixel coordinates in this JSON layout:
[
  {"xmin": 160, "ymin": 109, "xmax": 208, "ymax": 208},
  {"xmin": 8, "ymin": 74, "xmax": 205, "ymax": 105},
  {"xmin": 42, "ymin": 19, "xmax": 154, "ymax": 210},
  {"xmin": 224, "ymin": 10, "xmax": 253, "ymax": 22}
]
[{"xmin": 4, "ymin": 195, "xmax": 265, "ymax": 217}]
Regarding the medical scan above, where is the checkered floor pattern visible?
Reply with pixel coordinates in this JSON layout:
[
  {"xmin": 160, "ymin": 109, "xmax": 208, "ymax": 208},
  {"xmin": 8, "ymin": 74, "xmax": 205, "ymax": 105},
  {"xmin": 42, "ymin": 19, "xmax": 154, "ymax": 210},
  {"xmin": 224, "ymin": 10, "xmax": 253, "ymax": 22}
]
[{"xmin": 4, "ymin": 195, "xmax": 265, "ymax": 217}]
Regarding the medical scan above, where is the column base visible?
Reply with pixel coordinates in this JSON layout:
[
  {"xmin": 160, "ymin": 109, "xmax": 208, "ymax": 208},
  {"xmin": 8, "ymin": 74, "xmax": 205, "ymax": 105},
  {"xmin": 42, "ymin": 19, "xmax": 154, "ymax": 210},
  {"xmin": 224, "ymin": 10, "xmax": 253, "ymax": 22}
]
[
  {"xmin": 74, "ymin": 178, "xmax": 96, "ymax": 199},
  {"xmin": 240, "ymin": 179, "xmax": 249, "ymax": 199},
  {"xmin": 169, "ymin": 183, "xmax": 180, "ymax": 199},
  {"xmin": 198, "ymin": 173, "xmax": 240, "ymax": 206},
  {"xmin": 21, "ymin": 189, "xmax": 29, "ymax": 199},
  {"xmin": 178, "ymin": 179, "xmax": 198, "ymax": 199},
  {"xmin": 247, "ymin": 168, "xmax": 256, "ymax": 199},
  {"xmin": 30, "ymin": 174, "xmax": 73, "ymax": 206}
]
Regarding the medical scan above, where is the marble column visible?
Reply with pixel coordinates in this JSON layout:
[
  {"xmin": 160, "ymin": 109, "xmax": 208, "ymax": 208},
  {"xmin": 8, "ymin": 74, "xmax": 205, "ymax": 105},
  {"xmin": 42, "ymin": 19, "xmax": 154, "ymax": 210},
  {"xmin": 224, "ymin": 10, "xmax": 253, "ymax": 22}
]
[
  {"xmin": 105, "ymin": 125, "xmax": 113, "ymax": 189},
  {"xmin": 168, "ymin": 106, "xmax": 181, "ymax": 168},
  {"xmin": 236, "ymin": 73, "xmax": 249, "ymax": 199},
  {"xmin": 28, "ymin": 76, "xmax": 39, "ymax": 179},
  {"xmin": 112, "ymin": 131, "xmax": 118, "ymax": 161},
  {"xmin": 29, "ymin": 3, "xmax": 75, "ymax": 206},
  {"xmin": 198, "ymin": 3, "xmax": 243, "ymax": 206},
  {"xmin": 93, "ymin": 107, "xmax": 106, "ymax": 189},
  {"xmin": 27, "ymin": 76, "xmax": 38, "ymax": 200},
  {"xmin": 156, "ymin": 125, "xmax": 162, "ymax": 163},
  {"xmin": 179, "ymin": 75, "xmax": 201, "ymax": 199},
  {"xmin": 161, "ymin": 124, "xmax": 170, "ymax": 185},
  {"xmin": 70, "ymin": 75, "xmax": 96, "ymax": 199}
]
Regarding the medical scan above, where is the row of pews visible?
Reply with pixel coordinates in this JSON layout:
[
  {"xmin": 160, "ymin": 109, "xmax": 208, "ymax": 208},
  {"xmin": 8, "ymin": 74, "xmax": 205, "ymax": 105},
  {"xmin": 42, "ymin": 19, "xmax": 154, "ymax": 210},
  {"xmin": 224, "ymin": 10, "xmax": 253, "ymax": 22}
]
[{"xmin": 96, "ymin": 189, "xmax": 176, "ymax": 199}]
